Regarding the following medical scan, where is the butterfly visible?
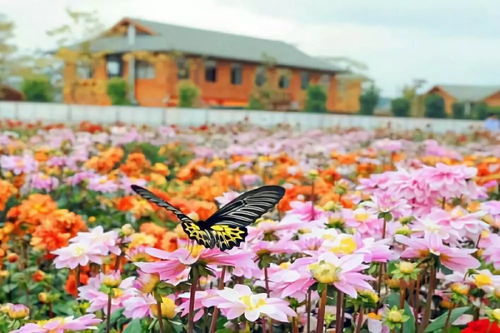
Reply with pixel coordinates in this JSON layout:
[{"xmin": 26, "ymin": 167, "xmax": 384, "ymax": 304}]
[{"xmin": 131, "ymin": 185, "xmax": 285, "ymax": 251}]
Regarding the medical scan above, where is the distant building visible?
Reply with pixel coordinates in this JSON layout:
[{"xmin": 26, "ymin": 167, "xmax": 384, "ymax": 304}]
[
  {"xmin": 63, "ymin": 17, "xmax": 362, "ymax": 112},
  {"xmin": 427, "ymin": 84, "xmax": 500, "ymax": 116}
]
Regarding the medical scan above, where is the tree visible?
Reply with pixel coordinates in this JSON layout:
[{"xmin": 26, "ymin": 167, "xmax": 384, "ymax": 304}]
[
  {"xmin": 21, "ymin": 76, "xmax": 54, "ymax": 102},
  {"xmin": 452, "ymin": 102, "xmax": 465, "ymax": 119},
  {"xmin": 47, "ymin": 9, "xmax": 105, "ymax": 101},
  {"xmin": 472, "ymin": 102, "xmax": 489, "ymax": 120},
  {"xmin": 0, "ymin": 14, "xmax": 17, "ymax": 85},
  {"xmin": 391, "ymin": 97, "xmax": 410, "ymax": 117},
  {"xmin": 424, "ymin": 94, "xmax": 446, "ymax": 118},
  {"xmin": 304, "ymin": 84, "xmax": 327, "ymax": 112},
  {"xmin": 359, "ymin": 85, "xmax": 380, "ymax": 115},
  {"xmin": 178, "ymin": 81, "xmax": 200, "ymax": 107},
  {"xmin": 106, "ymin": 78, "xmax": 129, "ymax": 105}
]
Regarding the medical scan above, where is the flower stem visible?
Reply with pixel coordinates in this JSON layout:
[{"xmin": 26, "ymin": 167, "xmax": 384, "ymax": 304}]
[
  {"xmin": 310, "ymin": 180, "xmax": 315, "ymax": 221},
  {"xmin": 335, "ymin": 289, "xmax": 344, "ymax": 333},
  {"xmin": 306, "ymin": 289, "xmax": 311, "ymax": 333},
  {"xmin": 316, "ymin": 285, "xmax": 328, "ymax": 333},
  {"xmin": 187, "ymin": 269, "xmax": 199, "ymax": 333},
  {"xmin": 419, "ymin": 262, "xmax": 437, "ymax": 333},
  {"xmin": 443, "ymin": 305, "xmax": 454, "ymax": 333},
  {"xmin": 75, "ymin": 265, "xmax": 81, "ymax": 290},
  {"xmin": 105, "ymin": 291, "xmax": 112, "ymax": 333},
  {"xmin": 156, "ymin": 295, "xmax": 165, "ymax": 333},
  {"xmin": 354, "ymin": 307, "xmax": 364, "ymax": 333},
  {"xmin": 209, "ymin": 266, "xmax": 226, "ymax": 333}
]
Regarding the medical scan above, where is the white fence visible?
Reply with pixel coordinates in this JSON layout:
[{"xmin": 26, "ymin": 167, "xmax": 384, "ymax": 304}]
[{"xmin": 0, "ymin": 101, "xmax": 484, "ymax": 133}]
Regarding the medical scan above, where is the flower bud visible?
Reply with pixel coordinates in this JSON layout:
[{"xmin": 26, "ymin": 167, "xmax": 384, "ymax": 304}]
[
  {"xmin": 474, "ymin": 273, "xmax": 493, "ymax": 287},
  {"xmin": 398, "ymin": 261, "xmax": 415, "ymax": 274},
  {"xmin": 386, "ymin": 308, "xmax": 404, "ymax": 323},
  {"xmin": 7, "ymin": 304, "xmax": 29, "ymax": 319},
  {"xmin": 88, "ymin": 216, "xmax": 96, "ymax": 223},
  {"xmin": 121, "ymin": 223, "xmax": 134, "ymax": 236},
  {"xmin": 307, "ymin": 169, "xmax": 319, "ymax": 180},
  {"xmin": 38, "ymin": 292, "xmax": 49, "ymax": 303},
  {"xmin": 492, "ymin": 308, "xmax": 500, "ymax": 321},
  {"xmin": 451, "ymin": 282, "xmax": 470, "ymax": 295},
  {"xmin": 32, "ymin": 270, "xmax": 46, "ymax": 282},
  {"xmin": 6, "ymin": 252, "xmax": 18, "ymax": 263}
]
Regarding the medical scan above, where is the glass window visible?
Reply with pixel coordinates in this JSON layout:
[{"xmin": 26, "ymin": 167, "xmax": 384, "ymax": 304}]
[
  {"xmin": 300, "ymin": 71, "xmax": 309, "ymax": 90},
  {"xmin": 136, "ymin": 60, "xmax": 155, "ymax": 79},
  {"xmin": 255, "ymin": 66, "xmax": 266, "ymax": 87},
  {"xmin": 76, "ymin": 62, "xmax": 93, "ymax": 79},
  {"xmin": 106, "ymin": 54, "xmax": 123, "ymax": 78},
  {"xmin": 231, "ymin": 63, "xmax": 243, "ymax": 85},
  {"xmin": 278, "ymin": 74, "xmax": 290, "ymax": 89},
  {"xmin": 205, "ymin": 60, "xmax": 217, "ymax": 82},
  {"xmin": 319, "ymin": 74, "xmax": 330, "ymax": 89},
  {"xmin": 177, "ymin": 57, "xmax": 189, "ymax": 80}
]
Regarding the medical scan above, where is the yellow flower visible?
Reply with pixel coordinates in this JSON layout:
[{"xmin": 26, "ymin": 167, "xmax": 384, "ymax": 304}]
[
  {"xmin": 38, "ymin": 292, "xmax": 49, "ymax": 303},
  {"xmin": 150, "ymin": 297, "xmax": 176, "ymax": 319},
  {"xmin": 492, "ymin": 308, "xmax": 500, "ymax": 321},
  {"xmin": 309, "ymin": 261, "xmax": 340, "ymax": 284},
  {"xmin": 399, "ymin": 261, "xmax": 415, "ymax": 274},
  {"xmin": 121, "ymin": 223, "xmax": 135, "ymax": 236},
  {"xmin": 367, "ymin": 312, "xmax": 382, "ymax": 320}
]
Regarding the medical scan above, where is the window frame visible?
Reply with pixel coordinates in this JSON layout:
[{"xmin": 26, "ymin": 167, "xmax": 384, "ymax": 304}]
[
  {"xmin": 255, "ymin": 66, "xmax": 267, "ymax": 87},
  {"xmin": 176, "ymin": 57, "xmax": 190, "ymax": 80},
  {"xmin": 204, "ymin": 60, "xmax": 217, "ymax": 83},
  {"xmin": 106, "ymin": 54, "xmax": 123, "ymax": 78},
  {"xmin": 300, "ymin": 71, "xmax": 310, "ymax": 90},
  {"xmin": 231, "ymin": 63, "xmax": 243, "ymax": 85},
  {"xmin": 135, "ymin": 60, "xmax": 155, "ymax": 79}
]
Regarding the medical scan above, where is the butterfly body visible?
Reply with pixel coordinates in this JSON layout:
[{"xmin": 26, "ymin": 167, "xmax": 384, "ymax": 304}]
[{"xmin": 131, "ymin": 185, "xmax": 284, "ymax": 251}]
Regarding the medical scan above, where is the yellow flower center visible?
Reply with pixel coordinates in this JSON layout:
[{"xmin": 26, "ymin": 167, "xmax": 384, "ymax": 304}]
[
  {"xmin": 239, "ymin": 295, "xmax": 267, "ymax": 310},
  {"xmin": 309, "ymin": 261, "xmax": 340, "ymax": 284},
  {"xmin": 474, "ymin": 274, "xmax": 493, "ymax": 287},
  {"xmin": 367, "ymin": 312, "xmax": 382, "ymax": 320},
  {"xmin": 279, "ymin": 262, "xmax": 291, "ymax": 269},
  {"xmin": 74, "ymin": 246, "xmax": 85, "ymax": 256},
  {"xmin": 354, "ymin": 212, "xmax": 370, "ymax": 222},
  {"xmin": 330, "ymin": 237, "xmax": 357, "ymax": 255}
]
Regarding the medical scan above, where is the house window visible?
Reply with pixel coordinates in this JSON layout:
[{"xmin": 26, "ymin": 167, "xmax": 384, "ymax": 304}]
[
  {"xmin": 278, "ymin": 74, "xmax": 290, "ymax": 89},
  {"xmin": 319, "ymin": 74, "xmax": 330, "ymax": 89},
  {"xmin": 231, "ymin": 63, "xmax": 243, "ymax": 85},
  {"xmin": 136, "ymin": 60, "xmax": 155, "ymax": 79},
  {"xmin": 205, "ymin": 60, "xmax": 217, "ymax": 82},
  {"xmin": 177, "ymin": 58, "xmax": 189, "ymax": 79},
  {"xmin": 106, "ymin": 54, "xmax": 123, "ymax": 78},
  {"xmin": 255, "ymin": 66, "xmax": 267, "ymax": 86},
  {"xmin": 300, "ymin": 71, "xmax": 309, "ymax": 90},
  {"xmin": 76, "ymin": 61, "xmax": 93, "ymax": 79}
]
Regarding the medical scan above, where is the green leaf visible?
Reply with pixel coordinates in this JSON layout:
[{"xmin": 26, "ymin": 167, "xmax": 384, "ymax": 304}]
[
  {"xmin": 424, "ymin": 307, "xmax": 469, "ymax": 333},
  {"xmin": 123, "ymin": 319, "xmax": 143, "ymax": 333}
]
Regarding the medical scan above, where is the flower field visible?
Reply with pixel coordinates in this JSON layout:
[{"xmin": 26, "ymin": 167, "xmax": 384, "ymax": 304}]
[{"xmin": 0, "ymin": 119, "xmax": 499, "ymax": 333}]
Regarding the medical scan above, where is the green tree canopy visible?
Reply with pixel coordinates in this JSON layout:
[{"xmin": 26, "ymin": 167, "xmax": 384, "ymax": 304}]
[
  {"xmin": 359, "ymin": 85, "xmax": 380, "ymax": 115},
  {"xmin": 424, "ymin": 94, "xmax": 447, "ymax": 118},
  {"xmin": 304, "ymin": 84, "xmax": 327, "ymax": 112}
]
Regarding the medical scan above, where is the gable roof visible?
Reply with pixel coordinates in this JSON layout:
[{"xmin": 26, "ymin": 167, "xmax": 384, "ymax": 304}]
[
  {"xmin": 431, "ymin": 84, "xmax": 500, "ymax": 102},
  {"xmin": 89, "ymin": 17, "xmax": 343, "ymax": 73}
]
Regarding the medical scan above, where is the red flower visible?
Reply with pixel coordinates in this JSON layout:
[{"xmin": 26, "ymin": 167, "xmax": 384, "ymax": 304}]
[{"xmin": 462, "ymin": 319, "xmax": 500, "ymax": 333}]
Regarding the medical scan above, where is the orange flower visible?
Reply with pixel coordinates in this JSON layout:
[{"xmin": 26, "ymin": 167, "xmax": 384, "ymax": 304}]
[
  {"xmin": 120, "ymin": 152, "xmax": 151, "ymax": 178},
  {"xmin": 65, "ymin": 271, "xmax": 89, "ymax": 297},
  {"xmin": 0, "ymin": 179, "xmax": 17, "ymax": 211}
]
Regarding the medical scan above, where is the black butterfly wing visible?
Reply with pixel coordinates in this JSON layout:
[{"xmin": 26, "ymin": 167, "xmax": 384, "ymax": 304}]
[
  {"xmin": 203, "ymin": 185, "xmax": 285, "ymax": 250},
  {"xmin": 130, "ymin": 185, "xmax": 194, "ymax": 224}
]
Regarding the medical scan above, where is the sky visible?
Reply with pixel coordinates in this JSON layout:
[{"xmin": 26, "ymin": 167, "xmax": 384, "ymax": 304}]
[{"xmin": 1, "ymin": 0, "xmax": 500, "ymax": 97}]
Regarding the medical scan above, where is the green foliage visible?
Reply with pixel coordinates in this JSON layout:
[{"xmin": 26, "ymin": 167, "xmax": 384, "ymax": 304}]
[
  {"xmin": 21, "ymin": 76, "xmax": 53, "ymax": 102},
  {"xmin": 247, "ymin": 85, "xmax": 281, "ymax": 110},
  {"xmin": 424, "ymin": 307, "xmax": 469, "ymax": 332},
  {"xmin": 106, "ymin": 77, "xmax": 130, "ymax": 105},
  {"xmin": 385, "ymin": 293, "xmax": 416, "ymax": 333},
  {"xmin": 304, "ymin": 84, "xmax": 327, "ymax": 112},
  {"xmin": 178, "ymin": 81, "xmax": 200, "ymax": 107},
  {"xmin": 472, "ymin": 102, "xmax": 489, "ymax": 120},
  {"xmin": 424, "ymin": 94, "xmax": 447, "ymax": 118},
  {"xmin": 452, "ymin": 102, "xmax": 466, "ymax": 119},
  {"xmin": 391, "ymin": 97, "xmax": 411, "ymax": 117},
  {"xmin": 359, "ymin": 85, "xmax": 380, "ymax": 115}
]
